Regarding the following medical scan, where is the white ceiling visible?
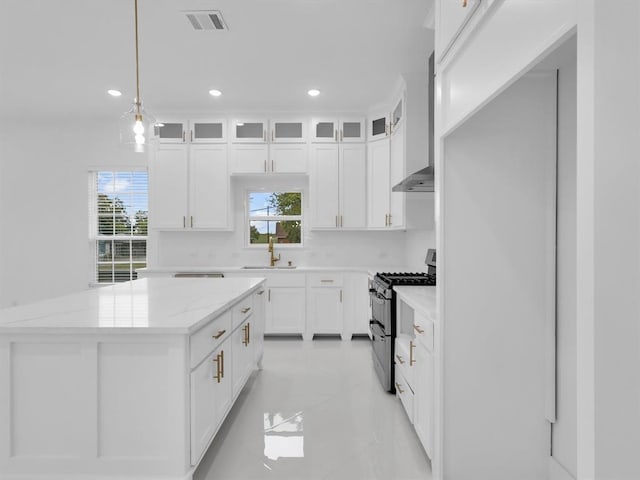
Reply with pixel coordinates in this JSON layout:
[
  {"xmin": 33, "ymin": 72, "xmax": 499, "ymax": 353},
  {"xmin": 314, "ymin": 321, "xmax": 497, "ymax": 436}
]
[{"xmin": 0, "ymin": 0, "xmax": 434, "ymax": 120}]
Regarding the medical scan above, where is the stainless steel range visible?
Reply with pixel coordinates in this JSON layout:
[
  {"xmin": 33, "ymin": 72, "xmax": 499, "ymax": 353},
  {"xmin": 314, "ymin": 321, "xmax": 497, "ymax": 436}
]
[{"xmin": 369, "ymin": 270, "xmax": 436, "ymax": 393}]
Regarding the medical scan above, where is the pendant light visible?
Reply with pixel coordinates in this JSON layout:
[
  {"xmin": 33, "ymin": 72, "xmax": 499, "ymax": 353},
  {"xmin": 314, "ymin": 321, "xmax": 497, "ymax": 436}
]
[{"xmin": 119, "ymin": 0, "xmax": 155, "ymax": 153}]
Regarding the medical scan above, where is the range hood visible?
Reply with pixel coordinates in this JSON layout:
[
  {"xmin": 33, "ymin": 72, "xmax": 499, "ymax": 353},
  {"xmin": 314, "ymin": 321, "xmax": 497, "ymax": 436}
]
[{"xmin": 393, "ymin": 52, "xmax": 435, "ymax": 193}]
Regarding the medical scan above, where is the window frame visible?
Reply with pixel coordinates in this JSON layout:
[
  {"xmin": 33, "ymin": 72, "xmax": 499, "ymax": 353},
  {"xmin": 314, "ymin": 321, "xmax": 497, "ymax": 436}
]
[
  {"xmin": 245, "ymin": 188, "xmax": 304, "ymax": 248},
  {"xmin": 89, "ymin": 168, "xmax": 149, "ymax": 285}
]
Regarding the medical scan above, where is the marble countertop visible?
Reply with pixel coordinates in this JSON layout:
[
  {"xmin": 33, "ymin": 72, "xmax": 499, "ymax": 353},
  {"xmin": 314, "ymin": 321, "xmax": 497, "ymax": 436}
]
[
  {"xmin": 0, "ymin": 277, "xmax": 265, "ymax": 335},
  {"xmin": 138, "ymin": 265, "xmax": 421, "ymax": 277},
  {"xmin": 393, "ymin": 286, "xmax": 436, "ymax": 321}
]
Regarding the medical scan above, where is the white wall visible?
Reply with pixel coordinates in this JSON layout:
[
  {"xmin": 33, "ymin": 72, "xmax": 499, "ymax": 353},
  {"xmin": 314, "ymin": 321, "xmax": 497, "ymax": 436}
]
[
  {"xmin": 404, "ymin": 193, "xmax": 436, "ymax": 270},
  {"xmin": 0, "ymin": 119, "xmax": 146, "ymax": 307}
]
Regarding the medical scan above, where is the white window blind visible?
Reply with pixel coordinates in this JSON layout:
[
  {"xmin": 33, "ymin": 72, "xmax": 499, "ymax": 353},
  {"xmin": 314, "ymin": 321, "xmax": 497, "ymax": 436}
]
[{"xmin": 89, "ymin": 171, "xmax": 148, "ymax": 283}]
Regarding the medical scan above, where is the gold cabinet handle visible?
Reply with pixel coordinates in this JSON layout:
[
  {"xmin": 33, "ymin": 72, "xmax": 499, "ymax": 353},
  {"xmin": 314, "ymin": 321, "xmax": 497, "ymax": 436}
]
[
  {"xmin": 395, "ymin": 382, "xmax": 405, "ymax": 394},
  {"xmin": 213, "ymin": 352, "xmax": 222, "ymax": 383},
  {"xmin": 463, "ymin": 0, "xmax": 468, "ymax": 6},
  {"xmin": 340, "ymin": 129, "xmax": 343, "ymax": 142},
  {"xmin": 212, "ymin": 329, "xmax": 226, "ymax": 339},
  {"xmin": 334, "ymin": 129, "xmax": 338, "ymax": 141},
  {"xmin": 242, "ymin": 324, "xmax": 249, "ymax": 346},
  {"xmin": 341, "ymin": 215, "xmax": 343, "ymax": 227},
  {"xmin": 410, "ymin": 340, "xmax": 416, "ymax": 366},
  {"xmin": 247, "ymin": 322, "xmax": 251, "ymax": 344},
  {"xmin": 190, "ymin": 130, "xmax": 193, "ymax": 142},
  {"xmin": 396, "ymin": 354, "xmax": 404, "ymax": 365},
  {"xmin": 340, "ymin": 290, "xmax": 343, "ymax": 303},
  {"xmin": 268, "ymin": 289, "xmax": 271, "ymax": 301},
  {"xmin": 241, "ymin": 306, "xmax": 251, "ymax": 314},
  {"xmin": 257, "ymin": 290, "xmax": 265, "ymax": 295},
  {"xmin": 183, "ymin": 216, "xmax": 186, "ymax": 228},
  {"xmin": 272, "ymin": 130, "xmax": 274, "ymax": 141},
  {"xmin": 182, "ymin": 130, "xmax": 186, "ymax": 142},
  {"xmin": 264, "ymin": 160, "xmax": 267, "ymax": 172},
  {"xmin": 335, "ymin": 215, "xmax": 338, "ymax": 227},
  {"xmin": 388, "ymin": 214, "xmax": 392, "ymax": 226},
  {"xmin": 220, "ymin": 349, "xmax": 225, "ymax": 378},
  {"xmin": 190, "ymin": 216, "xmax": 194, "ymax": 228},
  {"xmin": 384, "ymin": 214, "xmax": 388, "ymax": 226},
  {"xmin": 414, "ymin": 325, "xmax": 425, "ymax": 334},
  {"xmin": 272, "ymin": 159, "xmax": 274, "ymax": 172}
]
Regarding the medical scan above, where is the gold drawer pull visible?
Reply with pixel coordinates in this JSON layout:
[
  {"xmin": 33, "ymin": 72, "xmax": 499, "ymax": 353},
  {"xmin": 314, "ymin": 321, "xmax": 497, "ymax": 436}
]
[
  {"xmin": 395, "ymin": 354, "xmax": 405, "ymax": 365},
  {"xmin": 410, "ymin": 340, "xmax": 416, "ymax": 366},
  {"xmin": 212, "ymin": 329, "xmax": 226, "ymax": 339},
  {"xmin": 395, "ymin": 382, "xmax": 404, "ymax": 394},
  {"xmin": 320, "ymin": 279, "xmax": 334, "ymax": 283},
  {"xmin": 213, "ymin": 352, "xmax": 222, "ymax": 383},
  {"xmin": 241, "ymin": 307, "xmax": 251, "ymax": 314},
  {"xmin": 414, "ymin": 325, "xmax": 425, "ymax": 334}
]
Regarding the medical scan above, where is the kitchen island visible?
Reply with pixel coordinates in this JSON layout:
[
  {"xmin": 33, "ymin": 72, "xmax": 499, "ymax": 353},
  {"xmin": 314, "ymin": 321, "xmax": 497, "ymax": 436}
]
[{"xmin": 0, "ymin": 277, "xmax": 266, "ymax": 480}]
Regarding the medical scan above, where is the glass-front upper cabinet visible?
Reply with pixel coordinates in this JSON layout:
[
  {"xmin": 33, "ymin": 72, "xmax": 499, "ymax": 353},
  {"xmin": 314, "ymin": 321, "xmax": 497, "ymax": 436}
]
[
  {"xmin": 368, "ymin": 111, "xmax": 391, "ymax": 141},
  {"xmin": 230, "ymin": 118, "xmax": 268, "ymax": 143},
  {"xmin": 271, "ymin": 118, "xmax": 307, "ymax": 143},
  {"xmin": 157, "ymin": 120, "xmax": 187, "ymax": 144},
  {"xmin": 311, "ymin": 118, "xmax": 365, "ymax": 143},
  {"xmin": 391, "ymin": 95, "xmax": 404, "ymax": 133},
  {"xmin": 191, "ymin": 119, "xmax": 226, "ymax": 143}
]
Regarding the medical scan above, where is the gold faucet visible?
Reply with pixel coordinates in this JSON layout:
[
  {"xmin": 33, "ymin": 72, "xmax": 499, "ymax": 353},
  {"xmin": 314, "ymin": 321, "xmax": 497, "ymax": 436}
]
[{"xmin": 268, "ymin": 237, "xmax": 281, "ymax": 267}]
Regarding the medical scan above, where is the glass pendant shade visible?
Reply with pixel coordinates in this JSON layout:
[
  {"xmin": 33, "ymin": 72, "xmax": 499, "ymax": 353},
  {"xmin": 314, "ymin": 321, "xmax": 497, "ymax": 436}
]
[{"xmin": 119, "ymin": 101, "xmax": 156, "ymax": 153}]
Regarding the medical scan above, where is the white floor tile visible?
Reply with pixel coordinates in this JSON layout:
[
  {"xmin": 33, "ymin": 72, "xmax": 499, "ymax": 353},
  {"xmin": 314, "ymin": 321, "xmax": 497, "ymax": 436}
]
[{"xmin": 194, "ymin": 337, "xmax": 432, "ymax": 480}]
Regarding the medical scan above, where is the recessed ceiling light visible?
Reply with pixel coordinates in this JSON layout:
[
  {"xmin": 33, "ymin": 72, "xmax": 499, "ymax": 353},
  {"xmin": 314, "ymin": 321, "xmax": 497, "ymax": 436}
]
[
  {"xmin": 209, "ymin": 89, "xmax": 222, "ymax": 97},
  {"xmin": 307, "ymin": 89, "xmax": 320, "ymax": 97},
  {"xmin": 236, "ymin": 122, "xmax": 245, "ymax": 127},
  {"xmin": 107, "ymin": 89, "xmax": 122, "ymax": 97}
]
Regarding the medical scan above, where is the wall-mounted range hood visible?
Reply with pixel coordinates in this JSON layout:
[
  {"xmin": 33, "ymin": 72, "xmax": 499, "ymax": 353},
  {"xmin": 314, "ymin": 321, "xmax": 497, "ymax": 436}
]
[{"xmin": 393, "ymin": 52, "xmax": 435, "ymax": 193}]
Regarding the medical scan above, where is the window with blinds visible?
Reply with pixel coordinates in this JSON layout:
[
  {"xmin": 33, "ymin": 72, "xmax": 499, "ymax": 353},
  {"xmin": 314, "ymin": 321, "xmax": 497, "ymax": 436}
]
[{"xmin": 89, "ymin": 171, "xmax": 148, "ymax": 283}]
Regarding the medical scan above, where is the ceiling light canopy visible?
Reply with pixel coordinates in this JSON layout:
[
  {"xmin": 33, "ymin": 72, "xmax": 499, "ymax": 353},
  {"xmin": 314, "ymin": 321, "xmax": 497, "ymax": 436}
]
[
  {"xmin": 107, "ymin": 89, "xmax": 122, "ymax": 97},
  {"xmin": 209, "ymin": 89, "xmax": 222, "ymax": 97},
  {"xmin": 119, "ymin": 0, "xmax": 155, "ymax": 153},
  {"xmin": 307, "ymin": 89, "xmax": 320, "ymax": 97}
]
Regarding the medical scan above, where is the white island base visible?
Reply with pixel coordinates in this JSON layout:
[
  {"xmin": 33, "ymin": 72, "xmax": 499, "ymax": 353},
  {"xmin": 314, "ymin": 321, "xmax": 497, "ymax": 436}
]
[{"xmin": 0, "ymin": 277, "xmax": 266, "ymax": 480}]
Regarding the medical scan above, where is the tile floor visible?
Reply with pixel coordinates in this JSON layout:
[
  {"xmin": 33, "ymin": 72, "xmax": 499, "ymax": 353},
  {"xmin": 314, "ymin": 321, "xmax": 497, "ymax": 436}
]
[{"xmin": 194, "ymin": 337, "xmax": 432, "ymax": 480}]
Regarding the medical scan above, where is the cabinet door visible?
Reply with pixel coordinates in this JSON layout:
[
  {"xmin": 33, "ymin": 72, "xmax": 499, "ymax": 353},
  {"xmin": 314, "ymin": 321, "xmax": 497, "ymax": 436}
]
[
  {"xmin": 267, "ymin": 287, "xmax": 305, "ymax": 334},
  {"xmin": 391, "ymin": 95, "xmax": 404, "ymax": 133},
  {"xmin": 213, "ymin": 345, "xmax": 232, "ymax": 434},
  {"xmin": 368, "ymin": 111, "xmax": 391, "ymax": 141},
  {"xmin": 230, "ymin": 144, "xmax": 269, "ymax": 174},
  {"xmin": 437, "ymin": 0, "xmax": 482, "ymax": 61},
  {"xmin": 157, "ymin": 120, "xmax": 187, "ymax": 144},
  {"xmin": 367, "ymin": 138, "xmax": 391, "ymax": 228},
  {"xmin": 231, "ymin": 319, "xmax": 253, "ymax": 397},
  {"xmin": 339, "ymin": 143, "xmax": 366, "ymax": 228},
  {"xmin": 190, "ymin": 352, "xmax": 216, "ymax": 465},
  {"xmin": 252, "ymin": 289, "xmax": 266, "ymax": 363},
  {"xmin": 271, "ymin": 119, "xmax": 307, "ymax": 143},
  {"xmin": 191, "ymin": 119, "xmax": 226, "ymax": 143},
  {"xmin": 311, "ymin": 118, "xmax": 338, "ymax": 143},
  {"xmin": 340, "ymin": 118, "xmax": 365, "ymax": 143},
  {"xmin": 308, "ymin": 287, "xmax": 343, "ymax": 334},
  {"xmin": 230, "ymin": 119, "xmax": 267, "ymax": 143},
  {"xmin": 189, "ymin": 145, "xmax": 229, "ymax": 229},
  {"xmin": 310, "ymin": 145, "xmax": 340, "ymax": 228},
  {"xmin": 270, "ymin": 144, "xmax": 308, "ymax": 173},
  {"xmin": 389, "ymin": 123, "xmax": 405, "ymax": 228},
  {"xmin": 150, "ymin": 145, "xmax": 188, "ymax": 229},
  {"xmin": 414, "ymin": 344, "xmax": 434, "ymax": 458}
]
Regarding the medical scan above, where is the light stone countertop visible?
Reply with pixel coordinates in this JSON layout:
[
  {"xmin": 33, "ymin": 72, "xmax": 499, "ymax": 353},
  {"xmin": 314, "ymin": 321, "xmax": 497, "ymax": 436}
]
[
  {"xmin": 138, "ymin": 265, "xmax": 421, "ymax": 277},
  {"xmin": 0, "ymin": 277, "xmax": 265, "ymax": 335},
  {"xmin": 393, "ymin": 286, "xmax": 436, "ymax": 322}
]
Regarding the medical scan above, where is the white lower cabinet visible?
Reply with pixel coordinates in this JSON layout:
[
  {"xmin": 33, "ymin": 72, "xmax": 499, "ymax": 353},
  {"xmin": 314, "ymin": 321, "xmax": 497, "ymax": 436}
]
[
  {"xmin": 232, "ymin": 318, "xmax": 254, "ymax": 396},
  {"xmin": 414, "ymin": 341, "xmax": 434, "ymax": 458},
  {"xmin": 307, "ymin": 273, "xmax": 343, "ymax": 338},
  {"xmin": 267, "ymin": 287, "xmax": 306, "ymax": 334}
]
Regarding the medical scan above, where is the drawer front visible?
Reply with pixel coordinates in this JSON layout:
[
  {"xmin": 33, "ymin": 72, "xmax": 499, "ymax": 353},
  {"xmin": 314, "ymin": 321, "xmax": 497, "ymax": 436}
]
[
  {"xmin": 395, "ymin": 364, "xmax": 414, "ymax": 423},
  {"xmin": 267, "ymin": 273, "xmax": 306, "ymax": 288},
  {"xmin": 232, "ymin": 294, "xmax": 254, "ymax": 329},
  {"xmin": 414, "ymin": 312, "xmax": 434, "ymax": 352},
  {"xmin": 190, "ymin": 310, "xmax": 232, "ymax": 368},
  {"xmin": 394, "ymin": 337, "xmax": 415, "ymax": 387},
  {"xmin": 307, "ymin": 273, "xmax": 343, "ymax": 287}
]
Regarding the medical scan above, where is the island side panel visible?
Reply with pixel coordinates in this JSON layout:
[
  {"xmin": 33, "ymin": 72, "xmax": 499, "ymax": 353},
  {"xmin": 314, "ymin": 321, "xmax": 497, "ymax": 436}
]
[{"xmin": 0, "ymin": 333, "xmax": 190, "ymax": 479}]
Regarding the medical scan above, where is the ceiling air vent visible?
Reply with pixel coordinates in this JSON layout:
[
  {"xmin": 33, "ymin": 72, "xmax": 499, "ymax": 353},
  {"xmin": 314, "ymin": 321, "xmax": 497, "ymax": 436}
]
[{"xmin": 184, "ymin": 10, "xmax": 228, "ymax": 31}]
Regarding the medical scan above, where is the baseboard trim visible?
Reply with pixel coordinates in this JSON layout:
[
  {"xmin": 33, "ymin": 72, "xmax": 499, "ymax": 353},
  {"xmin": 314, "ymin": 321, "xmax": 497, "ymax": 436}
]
[{"xmin": 549, "ymin": 456, "xmax": 576, "ymax": 480}]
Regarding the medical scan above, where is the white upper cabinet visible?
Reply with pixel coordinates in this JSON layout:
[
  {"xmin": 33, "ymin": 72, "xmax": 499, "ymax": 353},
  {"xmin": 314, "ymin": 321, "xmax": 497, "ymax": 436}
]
[
  {"xmin": 310, "ymin": 118, "xmax": 365, "ymax": 143},
  {"xmin": 391, "ymin": 94, "xmax": 405, "ymax": 134},
  {"xmin": 368, "ymin": 110, "xmax": 391, "ymax": 141},
  {"xmin": 230, "ymin": 118, "xmax": 268, "ymax": 143},
  {"xmin": 436, "ymin": 0, "xmax": 482, "ymax": 62},
  {"xmin": 157, "ymin": 119, "xmax": 226, "ymax": 144},
  {"xmin": 150, "ymin": 145, "xmax": 189, "ymax": 229},
  {"xmin": 270, "ymin": 144, "xmax": 308, "ymax": 174},
  {"xmin": 270, "ymin": 118, "xmax": 307, "ymax": 143},
  {"xmin": 189, "ymin": 145, "xmax": 230, "ymax": 229}
]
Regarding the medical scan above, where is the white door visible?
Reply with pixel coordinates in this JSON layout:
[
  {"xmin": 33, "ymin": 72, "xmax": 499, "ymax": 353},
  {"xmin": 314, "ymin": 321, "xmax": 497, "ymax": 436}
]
[
  {"xmin": 339, "ymin": 143, "xmax": 366, "ymax": 228},
  {"xmin": 157, "ymin": 120, "xmax": 187, "ymax": 144},
  {"xmin": 310, "ymin": 118, "xmax": 338, "ymax": 143},
  {"xmin": 339, "ymin": 118, "xmax": 365, "ymax": 143},
  {"xmin": 311, "ymin": 145, "xmax": 340, "ymax": 228},
  {"xmin": 368, "ymin": 111, "xmax": 390, "ymax": 142},
  {"xmin": 389, "ymin": 122, "xmax": 405, "ymax": 228},
  {"xmin": 270, "ymin": 144, "xmax": 308, "ymax": 173},
  {"xmin": 190, "ymin": 351, "xmax": 216, "ymax": 465},
  {"xmin": 189, "ymin": 145, "xmax": 229, "ymax": 229},
  {"xmin": 309, "ymin": 288, "xmax": 343, "ymax": 334},
  {"xmin": 230, "ymin": 118, "xmax": 267, "ymax": 143},
  {"xmin": 267, "ymin": 288, "xmax": 305, "ymax": 334},
  {"xmin": 367, "ymin": 138, "xmax": 390, "ymax": 228},
  {"xmin": 231, "ymin": 320, "xmax": 253, "ymax": 396},
  {"xmin": 191, "ymin": 119, "xmax": 226, "ymax": 143},
  {"xmin": 271, "ymin": 119, "xmax": 307, "ymax": 143},
  {"xmin": 230, "ymin": 144, "xmax": 269, "ymax": 174},
  {"xmin": 150, "ymin": 145, "xmax": 188, "ymax": 229},
  {"xmin": 212, "ymin": 345, "xmax": 232, "ymax": 431}
]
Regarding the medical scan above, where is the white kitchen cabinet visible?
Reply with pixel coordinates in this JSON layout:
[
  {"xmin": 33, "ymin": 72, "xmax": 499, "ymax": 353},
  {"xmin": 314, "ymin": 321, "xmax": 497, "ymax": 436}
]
[
  {"xmin": 436, "ymin": 0, "xmax": 482, "ymax": 63},
  {"xmin": 252, "ymin": 288, "xmax": 267, "ymax": 365},
  {"xmin": 231, "ymin": 318, "xmax": 254, "ymax": 397},
  {"xmin": 270, "ymin": 144, "xmax": 308, "ymax": 173},
  {"xmin": 391, "ymin": 93, "xmax": 405, "ymax": 134},
  {"xmin": 267, "ymin": 287, "xmax": 306, "ymax": 335},
  {"xmin": 230, "ymin": 144, "xmax": 307, "ymax": 174},
  {"xmin": 310, "ymin": 143, "xmax": 366, "ymax": 229},
  {"xmin": 230, "ymin": 118, "xmax": 268, "ymax": 143},
  {"xmin": 310, "ymin": 117, "xmax": 365, "ymax": 143},
  {"xmin": 157, "ymin": 119, "xmax": 226, "ymax": 144},
  {"xmin": 150, "ymin": 144, "xmax": 230, "ymax": 230},
  {"xmin": 307, "ymin": 273, "xmax": 344, "ymax": 338},
  {"xmin": 367, "ymin": 130, "xmax": 405, "ymax": 229},
  {"xmin": 270, "ymin": 118, "xmax": 307, "ymax": 143},
  {"xmin": 368, "ymin": 110, "xmax": 391, "ymax": 141},
  {"xmin": 389, "ymin": 122, "xmax": 405, "ymax": 227},
  {"xmin": 414, "ymin": 340, "xmax": 434, "ymax": 458}
]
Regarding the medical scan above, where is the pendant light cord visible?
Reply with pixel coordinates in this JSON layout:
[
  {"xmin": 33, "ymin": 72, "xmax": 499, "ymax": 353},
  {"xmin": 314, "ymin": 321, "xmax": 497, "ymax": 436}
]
[{"xmin": 134, "ymin": 0, "xmax": 141, "ymax": 115}]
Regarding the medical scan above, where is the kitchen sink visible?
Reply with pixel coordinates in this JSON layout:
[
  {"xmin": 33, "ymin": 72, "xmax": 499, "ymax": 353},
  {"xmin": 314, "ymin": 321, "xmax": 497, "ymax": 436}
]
[{"xmin": 241, "ymin": 265, "xmax": 297, "ymax": 270}]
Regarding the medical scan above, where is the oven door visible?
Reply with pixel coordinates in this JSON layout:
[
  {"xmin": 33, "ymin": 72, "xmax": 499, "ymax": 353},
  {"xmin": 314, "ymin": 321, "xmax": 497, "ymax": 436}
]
[
  {"xmin": 369, "ymin": 289, "xmax": 391, "ymax": 335},
  {"xmin": 370, "ymin": 321, "xmax": 392, "ymax": 392}
]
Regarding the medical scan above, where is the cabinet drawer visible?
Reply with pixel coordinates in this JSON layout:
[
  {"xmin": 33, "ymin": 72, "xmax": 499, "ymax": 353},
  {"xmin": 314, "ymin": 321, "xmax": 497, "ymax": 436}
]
[
  {"xmin": 307, "ymin": 273, "xmax": 343, "ymax": 287},
  {"xmin": 190, "ymin": 311, "xmax": 232, "ymax": 368},
  {"xmin": 395, "ymin": 336, "xmax": 415, "ymax": 387},
  {"xmin": 267, "ymin": 273, "xmax": 306, "ymax": 288},
  {"xmin": 414, "ymin": 312, "xmax": 434, "ymax": 352},
  {"xmin": 394, "ymin": 364, "xmax": 414, "ymax": 423},
  {"xmin": 232, "ymin": 294, "xmax": 254, "ymax": 329}
]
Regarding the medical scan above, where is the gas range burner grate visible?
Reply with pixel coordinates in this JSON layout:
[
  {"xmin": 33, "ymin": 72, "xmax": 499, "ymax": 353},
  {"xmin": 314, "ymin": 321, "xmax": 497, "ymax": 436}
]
[{"xmin": 376, "ymin": 272, "xmax": 436, "ymax": 286}]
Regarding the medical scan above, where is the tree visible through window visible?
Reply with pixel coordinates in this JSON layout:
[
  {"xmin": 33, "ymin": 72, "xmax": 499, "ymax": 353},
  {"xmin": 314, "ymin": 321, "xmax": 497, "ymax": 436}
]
[
  {"xmin": 248, "ymin": 191, "xmax": 302, "ymax": 245},
  {"xmin": 91, "ymin": 171, "xmax": 148, "ymax": 283}
]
